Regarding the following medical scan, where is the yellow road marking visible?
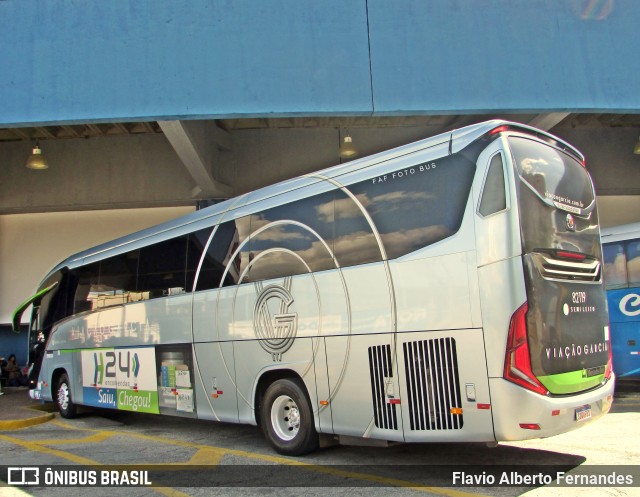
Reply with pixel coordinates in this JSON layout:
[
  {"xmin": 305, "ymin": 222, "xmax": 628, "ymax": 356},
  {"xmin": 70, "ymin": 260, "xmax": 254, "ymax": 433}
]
[
  {"xmin": 0, "ymin": 432, "xmax": 191, "ymax": 497},
  {"xmin": 26, "ymin": 418, "xmax": 490, "ymax": 496},
  {"xmin": 31, "ymin": 431, "xmax": 114, "ymax": 445},
  {"xmin": 152, "ymin": 488, "xmax": 192, "ymax": 497},
  {"xmin": 186, "ymin": 448, "xmax": 225, "ymax": 465},
  {"xmin": 0, "ymin": 432, "xmax": 98, "ymax": 466}
]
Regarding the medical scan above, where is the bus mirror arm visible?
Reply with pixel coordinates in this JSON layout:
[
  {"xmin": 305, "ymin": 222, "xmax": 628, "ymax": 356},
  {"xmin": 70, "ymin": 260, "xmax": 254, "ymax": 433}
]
[{"xmin": 11, "ymin": 281, "xmax": 59, "ymax": 333}]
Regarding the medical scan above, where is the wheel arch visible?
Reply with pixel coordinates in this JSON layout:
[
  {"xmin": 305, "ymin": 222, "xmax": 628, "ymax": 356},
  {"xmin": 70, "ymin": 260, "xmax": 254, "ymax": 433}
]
[
  {"xmin": 51, "ymin": 367, "xmax": 68, "ymax": 393},
  {"xmin": 253, "ymin": 368, "xmax": 310, "ymax": 427}
]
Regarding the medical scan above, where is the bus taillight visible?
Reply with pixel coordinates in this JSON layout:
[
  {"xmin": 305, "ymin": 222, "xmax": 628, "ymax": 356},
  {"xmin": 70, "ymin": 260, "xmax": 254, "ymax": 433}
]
[
  {"xmin": 489, "ymin": 125, "xmax": 510, "ymax": 135},
  {"xmin": 504, "ymin": 303, "xmax": 549, "ymax": 396}
]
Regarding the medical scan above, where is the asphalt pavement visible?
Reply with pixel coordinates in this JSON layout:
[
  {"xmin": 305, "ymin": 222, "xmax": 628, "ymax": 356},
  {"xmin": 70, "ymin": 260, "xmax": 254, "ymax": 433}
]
[{"xmin": 0, "ymin": 387, "xmax": 55, "ymax": 429}]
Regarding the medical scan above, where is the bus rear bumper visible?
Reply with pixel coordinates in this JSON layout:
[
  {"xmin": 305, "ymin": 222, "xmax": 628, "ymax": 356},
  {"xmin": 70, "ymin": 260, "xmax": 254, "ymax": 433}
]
[{"xmin": 489, "ymin": 376, "xmax": 615, "ymax": 441}]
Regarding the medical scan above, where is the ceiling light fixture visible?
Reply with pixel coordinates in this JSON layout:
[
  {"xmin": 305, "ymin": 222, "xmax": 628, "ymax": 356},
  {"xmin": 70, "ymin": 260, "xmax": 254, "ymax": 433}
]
[
  {"xmin": 339, "ymin": 130, "xmax": 358, "ymax": 159},
  {"xmin": 25, "ymin": 143, "xmax": 49, "ymax": 170}
]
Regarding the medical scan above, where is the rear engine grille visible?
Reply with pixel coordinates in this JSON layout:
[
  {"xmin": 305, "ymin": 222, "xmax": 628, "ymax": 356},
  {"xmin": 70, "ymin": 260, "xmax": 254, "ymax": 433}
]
[
  {"xmin": 403, "ymin": 337, "xmax": 463, "ymax": 431},
  {"xmin": 368, "ymin": 344, "xmax": 398, "ymax": 430},
  {"xmin": 532, "ymin": 252, "xmax": 601, "ymax": 282}
]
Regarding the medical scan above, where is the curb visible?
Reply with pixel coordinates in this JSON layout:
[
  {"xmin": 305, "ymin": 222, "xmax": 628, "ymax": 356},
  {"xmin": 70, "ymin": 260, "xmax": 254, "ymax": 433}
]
[{"xmin": 0, "ymin": 403, "xmax": 57, "ymax": 431}]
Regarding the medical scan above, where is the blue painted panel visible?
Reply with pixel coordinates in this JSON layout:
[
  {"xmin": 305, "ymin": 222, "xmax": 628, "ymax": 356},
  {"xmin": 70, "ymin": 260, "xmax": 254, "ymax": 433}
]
[
  {"xmin": 609, "ymin": 321, "xmax": 640, "ymax": 378},
  {"xmin": 0, "ymin": 0, "xmax": 372, "ymax": 125},
  {"xmin": 368, "ymin": 0, "xmax": 640, "ymax": 114},
  {"xmin": 607, "ymin": 288, "xmax": 640, "ymax": 324},
  {"xmin": 606, "ymin": 288, "xmax": 640, "ymax": 378}
]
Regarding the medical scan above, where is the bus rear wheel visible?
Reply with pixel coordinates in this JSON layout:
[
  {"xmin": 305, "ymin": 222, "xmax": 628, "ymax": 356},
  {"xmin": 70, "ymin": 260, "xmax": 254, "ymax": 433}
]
[
  {"xmin": 260, "ymin": 378, "xmax": 319, "ymax": 456},
  {"xmin": 56, "ymin": 373, "xmax": 77, "ymax": 419}
]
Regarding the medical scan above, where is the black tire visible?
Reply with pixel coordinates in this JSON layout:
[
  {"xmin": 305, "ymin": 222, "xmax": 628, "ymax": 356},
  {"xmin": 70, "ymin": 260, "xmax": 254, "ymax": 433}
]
[
  {"xmin": 260, "ymin": 378, "xmax": 319, "ymax": 456},
  {"xmin": 56, "ymin": 373, "xmax": 77, "ymax": 419}
]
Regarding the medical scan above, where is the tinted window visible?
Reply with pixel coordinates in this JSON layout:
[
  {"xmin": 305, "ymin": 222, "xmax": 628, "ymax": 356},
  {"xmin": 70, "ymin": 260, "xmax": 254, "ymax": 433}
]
[
  {"xmin": 510, "ymin": 136, "xmax": 594, "ymax": 213},
  {"xmin": 210, "ymin": 153, "xmax": 476, "ymax": 286},
  {"xmin": 603, "ymin": 242, "xmax": 627, "ymax": 289},
  {"xmin": 347, "ymin": 154, "xmax": 476, "ymax": 259},
  {"xmin": 192, "ymin": 152, "xmax": 476, "ymax": 287},
  {"xmin": 73, "ymin": 261, "xmax": 101, "ymax": 313},
  {"xmin": 333, "ymin": 187, "xmax": 381, "ymax": 266},
  {"xmin": 97, "ymin": 250, "xmax": 139, "ymax": 307},
  {"xmin": 38, "ymin": 270, "xmax": 74, "ymax": 332},
  {"xmin": 246, "ymin": 191, "xmax": 337, "ymax": 282},
  {"xmin": 196, "ymin": 222, "xmax": 240, "ymax": 290},
  {"xmin": 479, "ymin": 153, "xmax": 507, "ymax": 217},
  {"xmin": 137, "ymin": 236, "xmax": 188, "ymax": 298},
  {"xmin": 626, "ymin": 239, "xmax": 640, "ymax": 287},
  {"xmin": 73, "ymin": 251, "xmax": 139, "ymax": 311},
  {"xmin": 186, "ymin": 227, "xmax": 214, "ymax": 291},
  {"xmin": 70, "ymin": 231, "xmax": 212, "ymax": 312},
  {"xmin": 510, "ymin": 137, "xmax": 601, "ymax": 257}
]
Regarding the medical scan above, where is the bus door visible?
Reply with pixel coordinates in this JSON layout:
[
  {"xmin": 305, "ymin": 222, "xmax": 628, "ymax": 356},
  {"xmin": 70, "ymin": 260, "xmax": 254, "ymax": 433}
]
[{"xmin": 12, "ymin": 279, "xmax": 60, "ymax": 388}]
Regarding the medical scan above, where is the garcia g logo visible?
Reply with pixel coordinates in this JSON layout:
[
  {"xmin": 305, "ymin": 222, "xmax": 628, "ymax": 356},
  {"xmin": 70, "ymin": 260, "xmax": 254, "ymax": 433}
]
[
  {"xmin": 620, "ymin": 293, "xmax": 640, "ymax": 317},
  {"xmin": 253, "ymin": 277, "xmax": 298, "ymax": 361}
]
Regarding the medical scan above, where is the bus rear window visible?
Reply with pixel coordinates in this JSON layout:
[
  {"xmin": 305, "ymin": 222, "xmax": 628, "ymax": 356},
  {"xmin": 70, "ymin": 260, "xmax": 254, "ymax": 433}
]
[
  {"xmin": 603, "ymin": 242, "xmax": 628, "ymax": 289},
  {"xmin": 509, "ymin": 136, "xmax": 594, "ymax": 214}
]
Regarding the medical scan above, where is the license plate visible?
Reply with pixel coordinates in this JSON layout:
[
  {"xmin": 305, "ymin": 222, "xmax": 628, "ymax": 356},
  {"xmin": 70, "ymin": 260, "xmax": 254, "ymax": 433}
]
[{"xmin": 575, "ymin": 405, "xmax": 592, "ymax": 423}]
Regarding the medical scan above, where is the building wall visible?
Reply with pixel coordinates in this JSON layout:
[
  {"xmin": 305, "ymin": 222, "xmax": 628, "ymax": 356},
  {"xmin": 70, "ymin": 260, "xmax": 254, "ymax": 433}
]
[{"xmin": 1, "ymin": 0, "xmax": 638, "ymax": 126}]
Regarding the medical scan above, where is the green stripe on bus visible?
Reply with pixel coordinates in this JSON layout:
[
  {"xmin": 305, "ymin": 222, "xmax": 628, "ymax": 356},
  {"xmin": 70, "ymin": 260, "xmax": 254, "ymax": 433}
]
[
  {"xmin": 538, "ymin": 370, "xmax": 605, "ymax": 394},
  {"xmin": 55, "ymin": 348, "xmax": 113, "ymax": 353}
]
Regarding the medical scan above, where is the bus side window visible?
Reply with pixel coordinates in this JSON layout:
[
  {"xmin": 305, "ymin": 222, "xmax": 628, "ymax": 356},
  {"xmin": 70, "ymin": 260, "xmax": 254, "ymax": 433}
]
[
  {"xmin": 247, "ymin": 191, "xmax": 338, "ymax": 281},
  {"xmin": 603, "ymin": 242, "xmax": 627, "ymax": 289},
  {"xmin": 74, "ymin": 262, "xmax": 101, "ymax": 313},
  {"xmin": 186, "ymin": 227, "xmax": 214, "ymax": 291},
  {"xmin": 98, "ymin": 250, "xmax": 140, "ymax": 307},
  {"xmin": 196, "ymin": 220, "xmax": 243, "ymax": 290},
  {"xmin": 625, "ymin": 239, "xmax": 640, "ymax": 287},
  {"xmin": 345, "ymin": 152, "xmax": 475, "ymax": 260},
  {"xmin": 138, "ymin": 236, "xmax": 188, "ymax": 299},
  {"xmin": 478, "ymin": 153, "xmax": 507, "ymax": 217}
]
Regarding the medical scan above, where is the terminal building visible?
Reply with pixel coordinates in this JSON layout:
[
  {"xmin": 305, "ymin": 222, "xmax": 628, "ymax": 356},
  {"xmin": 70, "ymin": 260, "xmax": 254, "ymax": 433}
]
[{"xmin": 1, "ymin": 0, "xmax": 639, "ymax": 362}]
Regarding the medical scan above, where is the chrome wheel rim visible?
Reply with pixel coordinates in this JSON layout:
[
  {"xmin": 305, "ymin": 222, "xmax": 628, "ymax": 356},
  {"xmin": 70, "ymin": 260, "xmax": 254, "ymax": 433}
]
[
  {"xmin": 271, "ymin": 395, "xmax": 300, "ymax": 441},
  {"xmin": 58, "ymin": 383, "xmax": 69, "ymax": 411}
]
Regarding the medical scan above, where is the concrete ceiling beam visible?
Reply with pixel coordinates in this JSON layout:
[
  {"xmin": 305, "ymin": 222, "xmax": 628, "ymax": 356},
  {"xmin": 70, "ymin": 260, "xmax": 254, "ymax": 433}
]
[
  {"xmin": 158, "ymin": 120, "xmax": 232, "ymax": 198},
  {"xmin": 527, "ymin": 113, "xmax": 571, "ymax": 131}
]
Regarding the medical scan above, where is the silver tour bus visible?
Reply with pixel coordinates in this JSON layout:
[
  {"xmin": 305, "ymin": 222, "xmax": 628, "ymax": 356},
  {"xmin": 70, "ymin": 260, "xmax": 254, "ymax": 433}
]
[{"xmin": 13, "ymin": 121, "xmax": 614, "ymax": 455}]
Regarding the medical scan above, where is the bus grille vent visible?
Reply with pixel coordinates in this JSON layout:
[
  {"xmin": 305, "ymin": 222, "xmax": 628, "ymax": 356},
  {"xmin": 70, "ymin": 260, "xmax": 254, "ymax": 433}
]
[
  {"xmin": 368, "ymin": 344, "xmax": 398, "ymax": 430},
  {"xmin": 403, "ymin": 337, "xmax": 463, "ymax": 431},
  {"xmin": 533, "ymin": 253, "xmax": 601, "ymax": 282}
]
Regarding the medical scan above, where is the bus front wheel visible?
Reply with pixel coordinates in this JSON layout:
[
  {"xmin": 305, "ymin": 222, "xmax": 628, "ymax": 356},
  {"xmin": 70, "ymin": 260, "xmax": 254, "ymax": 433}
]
[
  {"xmin": 260, "ymin": 378, "xmax": 319, "ymax": 456},
  {"xmin": 56, "ymin": 373, "xmax": 77, "ymax": 419}
]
